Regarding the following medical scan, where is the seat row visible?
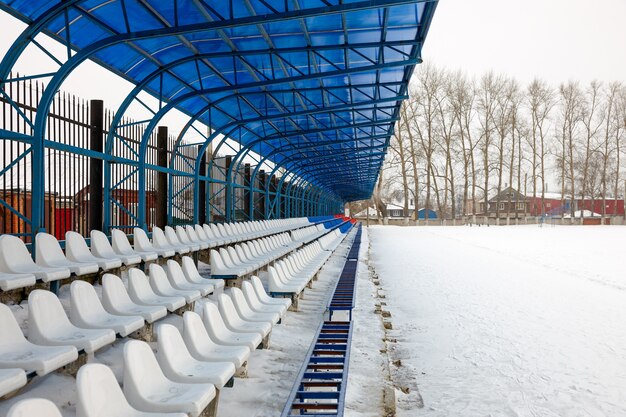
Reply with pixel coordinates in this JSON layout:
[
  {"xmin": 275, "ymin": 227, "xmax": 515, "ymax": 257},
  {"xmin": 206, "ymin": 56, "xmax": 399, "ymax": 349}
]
[
  {"xmin": 267, "ymin": 239, "xmax": 334, "ymax": 295},
  {"xmin": 210, "ymin": 232, "xmax": 298, "ymax": 278},
  {"xmin": 0, "ymin": 218, "xmax": 318, "ymax": 292},
  {"xmin": 3, "ymin": 280, "xmax": 291, "ymax": 416}
]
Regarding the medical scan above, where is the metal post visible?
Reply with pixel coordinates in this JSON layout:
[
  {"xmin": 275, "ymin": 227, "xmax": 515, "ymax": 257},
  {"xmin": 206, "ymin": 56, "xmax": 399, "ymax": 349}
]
[
  {"xmin": 258, "ymin": 170, "xmax": 266, "ymax": 219},
  {"xmin": 224, "ymin": 155, "xmax": 233, "ymax": 222},
  {"xmin": 244, "ymin": 163, "xmax": 251, "ymax": 220},
  {"xmin": 155, "ymin": 126, "xmax": 168, "ymax": 229},
  {"xmin": 89, "ymin": 99, "xmax": 104, "ymax": 232},
  {"xmin": 198, "ymin": 145, "xmax": 207, "ymax": 225}
]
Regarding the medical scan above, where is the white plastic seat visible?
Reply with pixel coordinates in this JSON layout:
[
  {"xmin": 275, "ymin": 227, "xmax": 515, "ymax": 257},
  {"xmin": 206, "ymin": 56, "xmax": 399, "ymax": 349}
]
[
  {"xmin": 112, "ymin": 229, "xmax": 158, "ymax": 262},
  {"xmin": 202, "ymin": 224, "xmax": 225, "ymax": 246},
  {"xmin": 0, "ymin": 235, "xmax": 70, "ymax": 282},
  {"xmin": 127, "ymin": 268, "xmax": 186, "ymax": 312},
  {"xmin": 184, "ymin": 225, "xmax": 210, "ymax": 250},
  {"xmin": 70, "ymin": 280, "xmax": 144, "ymax": 337},
  {"xmin": 0, "ymin": 368, "xmax": 27, "ymax": 398},
  {"xmin": 157, "ymin": 226, "xmax": 189, "ymax": 254},
  {"xmin": 156, "ymin": 324, "xmax": 235, "ymax": 388},
  {"xmin": 181, "ymin": 256, "xmax": 225, "ymax": 293},
  {"xmin": 7, "ymin": 398, "xmax": 62, "ymax": 417},
  {"xmin": 176, "ymin": 226, "xmax": 206, "ymax": 250},
  {"xmin": 123, "ymin": 340, "xmax": 216, "ymax": 417},
  {"xmin": 149, "ymin": 264, "xmax": 201, "ymax": 303},
  {"xmin": 0, "ymin": 303, "xmax": 78, "ymax": 375},
  {"xmin": 164, "ymin": 226, "xmax": 197, "ymax": 252},
  {"xmin": 166, "ymin": 260, "xmax": 213, "ymax": 296},
  {"xmin": 241, "ymin": 281, "xmax": 287, "ymax": 317},
  {"xmin": 134, "ymin": 227, "xmax": 175, "ymax": 258},
  {"xmin": 101, "ymin": 274, "xmax": 167, "ymax": 323},
  {"xmin": 267, "ymin": 266, "xmax": 304, "ymax": 294},
  {"xmin": 227, "ymin": 287, "xmax": 280, "ymax": 325},
  {"xmin": 77, "ymin": 363, "xmax": 186, "ymax": 417},
  {"xmin": 36, "ymin": 233, "xmax": 99, "ymax": 276},
  {"xmin": 209, "ymin": 250, "xmax": 242, "ymax": 278},
  {"xmin": 182, "ymin": 311, "xmax": 250, "ymax": 369},
  {"xmin": 28, "ymin": 290, "xmax": 116, "ymax": 354},
  {"xmin": 91, "ymin": 230, "xmax": 141, "ymax": 266},
  {"xmin": 66, "ymin": 231, "xmax": 122, "ymax": 271},
  {"xmin": 200, "ymin": 301, "xmax": 262, "ymax": 351},
  {"xmin": 250, "ymin": 276, "xmax": 292, "ymax": 309},
  {"xmin": 214, "ymin": 293, "xmax": 271, "ymax": 338}
]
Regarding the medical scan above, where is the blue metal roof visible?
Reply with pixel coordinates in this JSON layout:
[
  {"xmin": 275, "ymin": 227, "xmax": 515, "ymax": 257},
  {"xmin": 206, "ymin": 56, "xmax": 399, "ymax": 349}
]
[{"xmin": 0, "ymin": 0, "xmax": 437, "ymax": 201}]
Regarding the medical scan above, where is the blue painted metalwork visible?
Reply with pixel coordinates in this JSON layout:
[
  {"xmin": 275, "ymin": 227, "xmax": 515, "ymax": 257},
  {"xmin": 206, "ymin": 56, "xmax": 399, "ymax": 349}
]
[{"xmin": 0, "ymin": 0, "xmax": 438, "ymax": 238}]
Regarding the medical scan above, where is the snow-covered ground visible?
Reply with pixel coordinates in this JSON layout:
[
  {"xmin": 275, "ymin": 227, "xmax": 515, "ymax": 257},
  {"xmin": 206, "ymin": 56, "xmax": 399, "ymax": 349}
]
[{"xmin": 368, "ymin": 225, "xmax": 626, "ymax": 417}]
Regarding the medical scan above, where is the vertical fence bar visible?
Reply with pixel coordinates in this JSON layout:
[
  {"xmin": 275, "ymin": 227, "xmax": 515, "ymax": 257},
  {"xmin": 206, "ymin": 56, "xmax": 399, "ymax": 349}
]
[
  {"xmin": 89, "ymin": 99, "xmax": 104, "ymax": 232},
  {"xmin": 156, "ymin": 126, "xmax": 168, "ymax": 229}
]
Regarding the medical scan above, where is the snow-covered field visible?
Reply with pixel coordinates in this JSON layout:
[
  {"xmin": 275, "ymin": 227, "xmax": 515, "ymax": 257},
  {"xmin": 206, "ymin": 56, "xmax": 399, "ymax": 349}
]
[{"xmin": 368, "ymin": 225, "xmax": 626, "ymax": 417}]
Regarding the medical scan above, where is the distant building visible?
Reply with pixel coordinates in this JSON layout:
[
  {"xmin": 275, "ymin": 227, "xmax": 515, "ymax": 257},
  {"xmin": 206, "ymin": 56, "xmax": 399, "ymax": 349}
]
[{"xmin": 479, "ymin": 187, "xmax": 528, "ymax": 219}]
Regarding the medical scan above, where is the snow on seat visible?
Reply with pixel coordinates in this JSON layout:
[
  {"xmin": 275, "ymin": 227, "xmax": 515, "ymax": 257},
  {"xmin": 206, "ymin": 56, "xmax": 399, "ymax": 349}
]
[
  {"xmin": 6, "ymin": 398, "xmax": 62, "ymax": 417},
  {"xmin": 149, "ymin": 264, "xmax": 201, "ymax": 304},
  {"xmin": 123, "ymin": 340, "xmax": 216, "ymax": 417},
  {"xmin": 134, "ymin": 228, "xmax": 175, "ymax": 259},
  {"xmin": 127, "ymin": 268, "xmax": 186, "ymax": 313},
  {"xmin": 182, "ymin": 311, "xmax": 250, "ymax": 369},
  {"xmin": 101, "ymin": 274, "xmax": 167, "ymax": 323},
  {"xmin": 91, "ymin": 230, "xmax": 141, "ymax": 267},
  {"xmin": 70, "ymin": 281, "xmax": 145, "ymax": 337},
  {"xmin": 76, "ymin": 363, "xmax": 186, "ymax": 417},
  {"xmin": 165, "ymin": 260, "xmax": 213, "ymax": 296},
  {"xmin": 156, "ymin": 324, "xmax": 235, "ymax": 388},
  {"xmin": 36, "ymin": 233, "xmax": 99, "ymax": 276},
  {"xmin": 28, "ymin": 290, "xmax": 116, "ymax": 354},
  {"xmin": 65, "ymin": 231, "xmax": 122, "ymax": 271},
  {"xmin": 241, "ymin": 281, "xmax": 287, "ymax": 318},
  {"xmin": 0, "ymin": 303, "xmax": 78, "ymax": 375},
  {"xmin": 227, "ymin": 287, "xmax": 280, "ymax": 325},
  {"xmin": 0, "ymin": 368, "xmax": 27, "ymax": 398},
  {"xmin": 199, "ymin": 300, "xmax": 262, "ymax": 351},
  {"xmin": 155, "ymin": 226, "xmax": 188, "ymax": 255},
  {"xmin": 250, "ymin": 276, "xmax": 292, "ymax": 310},
  {"xmin": 0, "ymin": 235, "xmax": 70, "ymax": 283},
  {"xmin": 214, "ymin": 293, "xmax": 271, "ymax": 338},
  {"xmin": 112, "ymin": 229, "xmax": 158, "ymax": 263},
  {"xmin": 0, "ymin": 271, "xmax": 35, "ymax": 292},
  {"xmin": 181, "ymin": 257, "xmax": 224, "ymax": 294}
]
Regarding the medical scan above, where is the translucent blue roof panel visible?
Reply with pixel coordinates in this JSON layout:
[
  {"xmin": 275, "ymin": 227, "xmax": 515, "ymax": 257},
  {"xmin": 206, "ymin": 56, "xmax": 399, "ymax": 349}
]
[{"xmin": 0, "ymin": 0, "xmax": 438, "ymax": 201}]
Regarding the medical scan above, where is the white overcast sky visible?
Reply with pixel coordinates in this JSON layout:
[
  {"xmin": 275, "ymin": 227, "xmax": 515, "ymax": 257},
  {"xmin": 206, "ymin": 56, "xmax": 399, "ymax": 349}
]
[
  {"xmin": 0, "ymin": 0, "xmax": 625, "ymax": 134},
  {"xmin": 422, "ymin": 0, "xmax": 626, "ymax": 85}
]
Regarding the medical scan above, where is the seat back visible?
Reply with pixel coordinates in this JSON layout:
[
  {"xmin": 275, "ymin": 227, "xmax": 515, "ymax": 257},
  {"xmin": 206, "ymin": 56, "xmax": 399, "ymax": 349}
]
[
  {"xmin": 0, "ymin": 303, "xmax": 27, "ymax": 345},
  {"xmin": 76, "ymin": 363, "xmax": 138, "ymax": 417},
  {"xmin": 149, "ymin": 263, "xmax": 175, "ymax": 294},
  {"xmin": 90, "ymin": 230, "xmax": 117, "ymax": 259},
  {"xmin": 70, "ymin": 280, "xmax": 109, "ymax": 324},
  {"xmin": 132, "ymin": 227, "xmax": 154, "ymax": 252},
  {"xmin": 65, "ymin": 231, "xmax": 94, "ymax": 262},
  {"xmin": 182, "ymin": 310, "xmax": 220, "ymax": 353},
  {"xmin": 176, "ymin": 226, "xmax": 192, "ymax": 244},
  {"xmin": 127, "ymin": 268, "xmax": 157, "ymax": 301},
  {"xmin": 7, "ymin": 399, "xmax": 62, "ymax": 417},
  {"xmin": 101, "ymin": 274, "xmax": 133, "ymax": 311},
  {"xmin": 111, "ymin": 229, "xmax": 134, "ymax": 255},
  {"xmin": 209, "ymin": 223, "xmax": 222, "ymax": 238},
  {"xmin": 156, "ymin": 323, "xmax": 195, "ymax": 371},
  {"xmin": 35, "ymin": 233, "xmax": 66, "ymax": 264},
  {"xmin": 241, "ymin": 281, "xmax": 264, "ymax": 310},
  {"xmin": 182, "ymin": 256, "xmax": 202, "ymax": 281},
  {"xmin": 185, "ymin": 225, "xmax": 200, "ymax": 243},
  {"xmin": 0, "ymin": 235, "xmax": 36, "ymax": 272},
  {"xmin": 210, "ymin": 249, "xmax": 228, "ymax": 275},
  {"xmin": 152, "ymin": 226, "xmax": 173, "ymax": 248},
  {"xmin": 200, "ymin": 301, "xmax": 230, "ymax": 340},
  {"xmin": 166, "ymin": 259, "xmax": 189, "ymax": 287},
  {"xmin": 123, "ymin": 340, "xmax": 169, "ymax": 398},
  {"xmin": 28, "ymin": 290, "xmax": 73, "ymax": 342}
]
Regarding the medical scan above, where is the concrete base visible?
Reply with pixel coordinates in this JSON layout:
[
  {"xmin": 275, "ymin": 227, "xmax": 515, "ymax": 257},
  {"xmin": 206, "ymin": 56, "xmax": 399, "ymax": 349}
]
[
  {"xmin": 257, "ymin": 332, "xmax": 271, "ymax": 350},
  {"xmin": 288, "ymin": 293, "xmax": 299, "ymax": 312},
  {"xmin": 174, "ymin": 302, "xmax": 195, "ymax": 316},
  {"xmin": 130, "ymin": 322, "xmax": 154, "ymax": 342},
  {"xmin": 235, "ymin": 361, "xmax": 248, "ymax": 378},
  {"xmin": 59, "ymin": 351, "xmax": 90, "ymax": 377},
  {"xmin": 199, "ymin": 387, "xmax": 220, "ymax": 417}
]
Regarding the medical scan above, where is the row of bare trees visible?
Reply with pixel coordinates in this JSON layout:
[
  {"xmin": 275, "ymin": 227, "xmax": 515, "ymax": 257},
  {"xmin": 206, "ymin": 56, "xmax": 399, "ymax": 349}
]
[{"xmin": 371, "ymin": 65, "xmax": 626, "ymax": 220}]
